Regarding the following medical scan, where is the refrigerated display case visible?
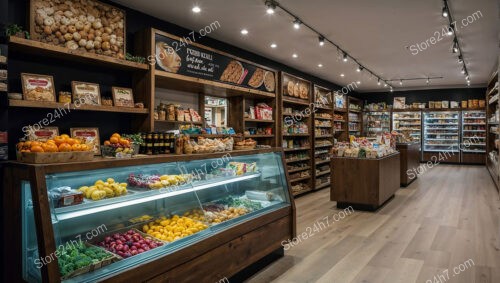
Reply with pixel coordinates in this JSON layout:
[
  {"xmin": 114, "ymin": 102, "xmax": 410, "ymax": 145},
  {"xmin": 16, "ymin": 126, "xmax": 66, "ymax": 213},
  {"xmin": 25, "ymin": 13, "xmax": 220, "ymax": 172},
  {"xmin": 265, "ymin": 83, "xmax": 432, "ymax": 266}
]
[
  {"xmin": 462, "ymin": 110, "xmax": 486, "ymax": 164},
  {"xmin": 4, "ymin": 149, "xmax": 295, "ymax": 283},
  {"xmin": 422, "ymin": 111, "xmax": 460, "ymax": 163},
  {"xmin": 392, "ymin": 111, "xmax": 422, "ymax": 143},
  {"xmin": 363, "ymin": 111, "xmax": 391, "ymax": 139}
]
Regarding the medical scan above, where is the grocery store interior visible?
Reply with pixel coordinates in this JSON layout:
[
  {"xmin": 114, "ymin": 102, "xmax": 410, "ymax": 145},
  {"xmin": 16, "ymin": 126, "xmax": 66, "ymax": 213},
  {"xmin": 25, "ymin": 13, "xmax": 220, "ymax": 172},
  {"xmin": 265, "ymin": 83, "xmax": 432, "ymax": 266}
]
[{"xmin": 0, "ymin": 0, "xmax": 499, "ymax": 282}]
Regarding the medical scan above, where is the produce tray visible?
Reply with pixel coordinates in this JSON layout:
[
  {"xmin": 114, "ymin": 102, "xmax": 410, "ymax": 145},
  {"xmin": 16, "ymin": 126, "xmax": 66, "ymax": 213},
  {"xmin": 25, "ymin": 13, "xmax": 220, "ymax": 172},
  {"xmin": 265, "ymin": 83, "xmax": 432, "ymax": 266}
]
[
  {"xmin": 16, "ymin": 151, "xmax": 94, "ymax": 164},
  {"xmin": 60, "ymin": 242, "xmax": 120, "ymax": 280},
  {"xmin": 90, "ymin": 228, "xmax": 166, "ymax": 258}
]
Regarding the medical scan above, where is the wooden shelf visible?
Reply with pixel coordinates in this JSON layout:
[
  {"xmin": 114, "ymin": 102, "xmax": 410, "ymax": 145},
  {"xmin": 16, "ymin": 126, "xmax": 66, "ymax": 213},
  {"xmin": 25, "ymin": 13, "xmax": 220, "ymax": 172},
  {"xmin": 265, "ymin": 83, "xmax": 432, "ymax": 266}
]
[
  {"xmin": 315, "ymin": 116, "xmax": 333, "ymax": 120},
  {"xmin": 244, "ymin": 134, "xmax": 274, "ymax": 138},
  {"xmin": 292, "ymin": 188, "xmax": 312, "ymax": 197},
  {"xmin": 315, "ymin": 170, "xmax": 331, "ymax": 177},
  {"xmin": 283, "ymin": 147, "xmax": 311, "ymax": 152},
  {"xmin": 288, "ymin": 166, "xmax": 311, "ymax": 173},
  {"xmin": 290, "ymin": 176, "xmax": 312, "ymax": 183},
  {"xmin": 315, "ymin": 144, "xmax": 333, "ymax": 148},
  {"xmin": 282, "ymin": 97, "xmax": 311, "ymax": 106},
  {"xmin": 244, "ymin": 119, "xmax": 275, "ymax": 123},
  {"xmin": 189, "ymin": 134, "xmax": 234, "ymax": 138},
  {"xmin": 315, "ymin": 159, "xmax": 331, "ymax": 165},
  {"xmin": 334, "ymin": 108, "xmax": 347, "ymax": 113},
  {"xmin": 155, "ymin": 70, "xmax": 275, "ymax": 99},
  {"xmin": 283, "ymin": 133, "xmax": 310, "ymax": 137},
  {"xmin": 316, "ymin": 135, "xmax": 333, "ymax": 138},
  {"xmin": 285, "ymin": 157, "xmax": 310, "ymax": 163},
  {"xmin": 9, "ymin": 99, "xmax": 149, "ymax": 114},
  {"xmin": 9, "ymin": 36, "xmax": 149, "ymax": 71},
  {"xmin": 348, "ymin": 108, "xmax": 362, "ymax": 113},
  {"xmin": 155, "ymin": 120, "xmax": 203, "ymax": 125},
  {"xmin": 315, "ymin": 182, "xmax": 331, "ymax": 190},
  {"xmin": 282, "ymin": 113, "xmax": 310, "ymax": 118}
]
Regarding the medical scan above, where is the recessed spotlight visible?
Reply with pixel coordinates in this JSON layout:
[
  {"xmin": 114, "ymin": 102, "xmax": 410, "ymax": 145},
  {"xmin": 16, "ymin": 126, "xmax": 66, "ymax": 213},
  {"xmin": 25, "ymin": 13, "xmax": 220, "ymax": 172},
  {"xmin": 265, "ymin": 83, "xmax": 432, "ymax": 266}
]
[
  {"xmin": 318, "ymin": 63, "xmax": 323, "ymax": 68},
  {"xmin": 240, "ymin": 29, "xmax": 248, "ymax": 35},
  {"xmin": 292, "ymin": 53, "xmax": 298, "ymax": 58},
  {"xmin": 340, "ymin": 73, "xmax": 345, "ymax": 77},
  {"xmin": 384, "ymin": 83, "xmax": 388, "ymax": 87},
  {"xmin": 270, "ymin": 43, "xmax": 277, "ymax": 48},
  {"xmin": 192, "ymin": 6, "xmax": 201, "ymax": 13}
]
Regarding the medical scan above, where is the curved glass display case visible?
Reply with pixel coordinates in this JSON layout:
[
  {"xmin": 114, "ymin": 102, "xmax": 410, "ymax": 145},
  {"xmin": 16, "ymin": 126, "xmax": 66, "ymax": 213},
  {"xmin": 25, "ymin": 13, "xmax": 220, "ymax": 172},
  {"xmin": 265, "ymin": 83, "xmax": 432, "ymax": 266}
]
[{"xmin": 18, "ymin": 150, "xmax": 292, "ymax": 282}]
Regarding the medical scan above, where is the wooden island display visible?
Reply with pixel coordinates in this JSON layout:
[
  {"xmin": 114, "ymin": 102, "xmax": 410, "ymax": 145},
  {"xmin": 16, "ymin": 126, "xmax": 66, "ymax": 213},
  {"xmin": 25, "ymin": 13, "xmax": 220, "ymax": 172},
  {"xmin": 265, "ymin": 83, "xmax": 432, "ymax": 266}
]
[
  {"xmin": 330, "ymin": 153, "xmax": 400, "ymax": 211},
  {"xmin": 396, "ymin": 142, "xmax": 420, "ymax": 187}
]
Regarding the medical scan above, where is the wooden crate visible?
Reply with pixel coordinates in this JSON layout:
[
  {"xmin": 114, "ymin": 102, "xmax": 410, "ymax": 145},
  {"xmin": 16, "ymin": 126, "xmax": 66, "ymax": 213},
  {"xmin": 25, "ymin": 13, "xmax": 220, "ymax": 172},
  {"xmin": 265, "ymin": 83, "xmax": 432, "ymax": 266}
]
[{"xmin": 16, "ymin": 151, "xmax": 94, "ymax": 164}]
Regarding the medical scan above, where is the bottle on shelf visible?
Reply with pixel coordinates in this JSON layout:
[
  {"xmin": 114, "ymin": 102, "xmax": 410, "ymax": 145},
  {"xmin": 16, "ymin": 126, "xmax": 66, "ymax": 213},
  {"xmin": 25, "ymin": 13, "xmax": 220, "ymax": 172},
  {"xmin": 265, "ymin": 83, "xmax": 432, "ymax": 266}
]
[{"xmin": 146, "ymin": 133, "xmax": 153, "ymax": 155}]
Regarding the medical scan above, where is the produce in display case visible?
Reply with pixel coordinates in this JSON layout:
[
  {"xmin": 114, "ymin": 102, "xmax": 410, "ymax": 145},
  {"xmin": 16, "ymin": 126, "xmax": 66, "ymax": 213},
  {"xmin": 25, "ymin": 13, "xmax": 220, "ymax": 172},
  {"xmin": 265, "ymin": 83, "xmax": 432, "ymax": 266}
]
[
  {"xmin": 363, "ymin": 111, "xmax": 390, "ymax": 139},
  {"xmin": 392, "ymin": 111, "xmax": 422, "ymax": 142},
  {"xmin": 11, "ymin": 149, "xmax": 294, "ymax": 282},
  {"xmin": 423, "ymin": 111, "xmax": 460, "ymax": 162},
  {"xmin": 461, "ymin": 110, "xmax": 486, "ymax": 164}
]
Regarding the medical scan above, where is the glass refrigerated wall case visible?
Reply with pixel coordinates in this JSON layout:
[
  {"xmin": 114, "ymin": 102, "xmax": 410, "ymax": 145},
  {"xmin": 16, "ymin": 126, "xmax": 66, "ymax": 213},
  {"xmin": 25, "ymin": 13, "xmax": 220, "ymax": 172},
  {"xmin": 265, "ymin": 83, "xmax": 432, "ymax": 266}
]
[
  {"xmin": 392, "ymin": 111, "xmax": 422, "ymax": 142},
  {"xmin": 6, "ymin": 150, "xmax": 295, "ymax": 282},
  {"xmin": 423, "ymin": 111, "xmax": 460, "ymax": 162},
  {"xmin": 461, "ymin": 110, "xmax": 486, "ymax": 153},
  {"xmin": 363, "ymin": 111, "xmax": 390, "ymax": 139}
]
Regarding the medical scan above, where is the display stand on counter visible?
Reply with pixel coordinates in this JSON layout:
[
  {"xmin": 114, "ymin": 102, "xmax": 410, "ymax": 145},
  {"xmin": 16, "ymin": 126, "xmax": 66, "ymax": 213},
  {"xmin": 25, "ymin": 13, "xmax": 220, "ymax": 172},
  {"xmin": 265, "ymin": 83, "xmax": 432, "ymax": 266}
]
[
  {"xmin": 486, "ymin": 70, "xmax": 499, "ymax": 190},
  {"xmin": 312, "ymin": 85, "xmax": 333, "ymax": 190},
  {"xmin": 330, "ymin": 153, "xmax": 400, "ymax": 211},
  {"xmin": 396, "ymin": 142, "xmax": 420, "ymax": 187},
  {"xmin": 3, "ymin": 149, "xmax": 296, "ymax": 283},
  {"xmin": 280, "ymin": 72, "xmax": 313, "ymax": 197},
  {"xmin": 347, "ymin": 97, "xmax": 363, "ymax": 137}
]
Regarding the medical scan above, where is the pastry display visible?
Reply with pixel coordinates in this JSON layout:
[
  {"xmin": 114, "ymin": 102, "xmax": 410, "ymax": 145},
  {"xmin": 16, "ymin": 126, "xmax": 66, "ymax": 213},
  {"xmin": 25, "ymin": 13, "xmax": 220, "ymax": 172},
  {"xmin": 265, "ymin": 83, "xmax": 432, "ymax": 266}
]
[
  {"xmin": 248, "ymin": 68, "xmax": 264, "ymax": 88},
  {"xmin": 287, "ymin": 81, "xmax": 294, "ymax": 96},
  {"xmin": 293, "ymin": 82, "xmax": 300, "ymax": 97},
  {"xmin": 31, "ymin": 0, "xmax": 126, "ymax": 59},
  {"xmin": 299, "ymin": 83, "xmax": 308, "ymax": 99},
  {"xmin": 220, "ymin": 60, "xmax": 247, "ymax": 84},
  {"xmin": 234, "ymin": 138, "xmax": 257, "ymax": 150},
  {"xmin": 264, "ymin": 71, "xmax": 276, "ymax": 92}
]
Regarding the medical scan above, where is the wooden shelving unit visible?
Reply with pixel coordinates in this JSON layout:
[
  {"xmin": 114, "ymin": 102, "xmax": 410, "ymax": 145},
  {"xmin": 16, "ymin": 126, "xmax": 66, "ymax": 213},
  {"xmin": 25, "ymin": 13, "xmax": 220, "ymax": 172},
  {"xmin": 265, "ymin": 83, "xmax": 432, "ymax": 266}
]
[
  {"xmin": 334, "ymin": 92, "xmax": 349, "ymax": 142},
  {"xmin": 9, "ymin": 99, "xmax": 149, "ymax": 114},
  {"xmin": 313, "ymin": 85, "xmax": 333, "ymax": 191},
  {"xmin": 347, "ymin": 96, "xmax": 363, "ymax": 137},
  {"xmin": 279, "ymin": 72, "xmax": 313, "ymax": 197},
  {"xmin": 486, "ymin": 69, "xmax": 499, "ymax": 191}
]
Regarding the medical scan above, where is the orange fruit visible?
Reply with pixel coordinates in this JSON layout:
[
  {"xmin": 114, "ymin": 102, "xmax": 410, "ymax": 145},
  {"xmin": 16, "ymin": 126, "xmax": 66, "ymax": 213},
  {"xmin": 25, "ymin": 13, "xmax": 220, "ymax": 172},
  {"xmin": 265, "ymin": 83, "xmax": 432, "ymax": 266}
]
[
  {"xmin": 31, "ymin": 145, "xmax": 44, "ymax": 153},
  {"xmin": 21, "ymin": 149, "xmax": 31, "ymax": 153},
  {"xmin": 46, "ymin": 143, "xmax": 58, "ymax": 152},
  {"xmin": 80, "ymin": 144, "xmax": 89, "ymax": 151},
  {"xmin": 58, "ymin": 143, "xmax": 72, "ymax": 152},
  {"xmin": 119, "ymin": 139, "xmax": 130, "ymax": 147},
  {"xmin": 54, "ymin": 136, "xmax": 66, "ymax": 146},
  {"xmin": 46, "ymin": 139, "xmax": 56, "ymax": 144},
  {"xmin": 24, "ymin": 141, "xmax": 32, "ymax": 148},
  {"xmin": 31, "ymin": 141, "xmax": 42, "ymax": 147},
  {"xmin": 60, "ymin": 134, "xmax": 70, "ymax": 140},
  {"xmin": 111, "ymin": 133, "xmax": 121, "ymax": 139},
  {"xmin": 104, "ymin": 140, "xmax": 111, "ymax": 146},
  {"xmin": 66, "ymin": 138, "xmax": 78, "ymax": 145},
  {"xmin": 16, "ymin": 142, "xmax": 25, "ymax": 150},
  {"xmin": 110, "ymin": 137, "xmax": 119, "ymax": 144},
  {"xmin": 71, "ymin": 144, "xmax": 82, "ymax": 151}
]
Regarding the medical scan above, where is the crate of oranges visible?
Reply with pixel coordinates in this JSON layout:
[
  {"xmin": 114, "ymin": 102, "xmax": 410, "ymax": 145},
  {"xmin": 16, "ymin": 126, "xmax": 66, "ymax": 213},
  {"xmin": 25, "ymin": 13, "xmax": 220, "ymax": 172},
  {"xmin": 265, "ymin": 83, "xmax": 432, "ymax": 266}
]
[{"xmin": 16, "ymin": 134, "xmax": 94, "ymax": 164}]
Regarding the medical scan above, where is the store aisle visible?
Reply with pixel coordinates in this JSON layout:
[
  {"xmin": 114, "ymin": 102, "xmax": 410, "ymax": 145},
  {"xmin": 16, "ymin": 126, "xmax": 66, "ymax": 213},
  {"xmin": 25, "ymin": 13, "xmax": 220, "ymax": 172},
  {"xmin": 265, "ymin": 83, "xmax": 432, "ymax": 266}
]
[{"xmin": 246, "ymin": 165, "xmax": 500, "ymax": 283}]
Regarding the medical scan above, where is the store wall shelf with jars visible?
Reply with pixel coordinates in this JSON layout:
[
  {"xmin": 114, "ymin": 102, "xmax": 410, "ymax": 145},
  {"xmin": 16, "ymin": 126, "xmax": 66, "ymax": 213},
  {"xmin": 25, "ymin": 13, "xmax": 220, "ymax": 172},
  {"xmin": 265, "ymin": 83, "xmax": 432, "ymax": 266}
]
[
  {"xmin": 4, "ymin": 149, "xmax": 295, "ymax": 282},
  {"xmin": 312, "ymin": 85, "xmax": 334, "ymax": 191},
  {"xmin": 279, "ymin": 72, "xmax": 313, "ymax": 197}
]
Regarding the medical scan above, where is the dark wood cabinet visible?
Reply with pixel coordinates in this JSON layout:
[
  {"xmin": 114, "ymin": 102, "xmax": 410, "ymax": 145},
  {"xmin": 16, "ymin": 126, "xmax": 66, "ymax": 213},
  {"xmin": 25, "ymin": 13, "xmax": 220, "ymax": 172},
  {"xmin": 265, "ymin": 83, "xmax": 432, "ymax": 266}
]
[
  {"xmin": 330, "ymin": 153, "xmax": 400, "ymax": 211},
  {"xmin": 396, "ymin": 143, "xmax": 420, "ymax": 187}
]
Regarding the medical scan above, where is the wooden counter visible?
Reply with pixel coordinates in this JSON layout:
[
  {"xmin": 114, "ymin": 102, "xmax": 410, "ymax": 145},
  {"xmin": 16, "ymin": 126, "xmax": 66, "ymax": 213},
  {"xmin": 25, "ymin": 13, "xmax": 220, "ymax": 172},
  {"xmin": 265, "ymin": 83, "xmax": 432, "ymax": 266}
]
[
  {"xmin": 330, "ymin": 153, "xmax": 400, "ymax": 211},
  {"xmin": 396, "ymin": 143, "xmax": 420, "ymax": 187}
]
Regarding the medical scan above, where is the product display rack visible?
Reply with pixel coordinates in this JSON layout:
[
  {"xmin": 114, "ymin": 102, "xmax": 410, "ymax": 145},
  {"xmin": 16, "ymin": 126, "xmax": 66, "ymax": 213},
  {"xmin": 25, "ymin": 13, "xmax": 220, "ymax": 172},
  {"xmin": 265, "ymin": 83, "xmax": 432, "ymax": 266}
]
[
  {"xmin": 422, "ymin": 110, "xmax": 461, "ymax": 163},
  {"xmin": 333, "ymin": 93, "xmax": 348, "ymax": 142},
  {"xmin": 461, "ymin": 110, "xmax": 486, "ymax": 164},
  {"xmin": 279, "ymin": 72, "xmax": 313, "ymax": 197},
  {"xmin": 3, "ymin": 149, "xmax": 296, "ymax": 283},
  {"xmin": 486, "ymin": 69, "xmax": 499, "ymax": 190},
  {"xmin": 312, "ymin": 85, "xmax": 333, "ymax": 191},
  {"xmin": 392, "ymin": 109, "xmax": 422, "ymax": 144},
  {"xmin": 347, "ymin": 97, "xmax": 363, "ymax": 137},
  {"xmin": 363, "ymin": 110, "xmax": 391, "ymax": 139}
]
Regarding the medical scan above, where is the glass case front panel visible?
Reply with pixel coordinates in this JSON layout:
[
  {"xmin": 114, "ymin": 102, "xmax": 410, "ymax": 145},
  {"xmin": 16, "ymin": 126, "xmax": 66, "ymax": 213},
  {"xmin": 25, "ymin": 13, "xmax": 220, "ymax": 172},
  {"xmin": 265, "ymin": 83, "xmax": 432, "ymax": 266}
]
[
  {"xmin": 22, "ymin": 181, "xmax": 42, "ymax": 283},
  {"xmin": 423, "ymin": 111, "xmax": 460, "ymax": 152},
  {"xmin": 462, "ymin": 110, "xmax": 486, "ymax": 153},
  {"xmin": 25, "ymin": 151, "xmax": 290, "ymax": 282},
  {"xmin": 363, "ymin": 111, "xmax": 390, "ymax": 138},
  {"xmin": 392, "ymin": 111, "xmax": 422, "ymax": 142}
]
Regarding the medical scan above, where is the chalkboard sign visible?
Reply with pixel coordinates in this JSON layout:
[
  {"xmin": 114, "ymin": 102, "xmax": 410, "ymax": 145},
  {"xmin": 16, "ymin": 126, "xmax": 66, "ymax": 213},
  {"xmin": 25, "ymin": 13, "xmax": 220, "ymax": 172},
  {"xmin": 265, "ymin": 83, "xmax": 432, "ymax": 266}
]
[{"xmin": 153, "ymin": 32, "xmax": 276, "ymax": 94}]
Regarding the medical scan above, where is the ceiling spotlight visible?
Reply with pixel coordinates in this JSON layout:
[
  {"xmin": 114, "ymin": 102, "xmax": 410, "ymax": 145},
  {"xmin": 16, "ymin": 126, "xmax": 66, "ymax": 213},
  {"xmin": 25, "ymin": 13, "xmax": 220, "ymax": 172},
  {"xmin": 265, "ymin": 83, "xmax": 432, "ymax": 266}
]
[
  {"xmin": 377, "ymin": 79, "xmax": 381, "ymax": 85},
  {"xmin": 426, "ymin": 78, "xmax": 430, "ymax": 85},
  {"xmin": 292, "ymin": 53, "xmax": 298, "ymax": 58},
  {"xmin": 293, "ymin": 19, "xmax": 301, "ymax": 29},
  {"xmin": 461, "ymin": 67, "xmax": 466, "ymax": 74},
  {"xmin": 192, "ymin": 6, "xmax": 201, "ymax": 13},
  {"xmin": 265, "ymin": 0, "xmax": 276, "ymax": 14},
  {"xmin": 458, "ymin": 55, "xmax": 463, "ymax": 63},
  {"xmin": 356, "ymin": 66, "xmax": 363, "ymax": 72},
  {"xmin": 442, "ymin": 6, "xmax": 448, "ymax": 18},
  {"xmin": 452, "ymin": 41, "xmax": 458, "ymax": 53},
  {"xmin": 240, "ymin": 29, "xmax": 248, "ymax": 35},
  {"xmin": 342, "ymin": 52, "xmax": 348, "ymax": 62},
  {"xmin": 465, "ymin": 74, "xmax": 470, "ymax": 80},
  {"xmin": 390, "ymin": 87, "xmax": 394, "ymax": 92},
  {"xmin": 318, "ymin": 63, "xmax": 323, "ymax": 68},
  {"xmin": 467, "ymin": 80, "xmax": 470, "ymax": 86},
  {"xmin": 399, "ymin": 79, "xmax": 403, "ymax": 85},
  {"xmin": 340, "ymin": 73, "xmax": 345, "ymax": 77},
  {"xmin": 318, "ymin": 36, "xmax": 325, "ymax": 46},
  {"xmin": 270, "ymin": 43, "xmax": 277, "ymax": 48},
  {"xmin": 384, "ymin": 83, "xmax": 388, "ymax": 87},
  {"xmin": 447, "ymin": 25, "xmax": 453, "ymax": 36}
]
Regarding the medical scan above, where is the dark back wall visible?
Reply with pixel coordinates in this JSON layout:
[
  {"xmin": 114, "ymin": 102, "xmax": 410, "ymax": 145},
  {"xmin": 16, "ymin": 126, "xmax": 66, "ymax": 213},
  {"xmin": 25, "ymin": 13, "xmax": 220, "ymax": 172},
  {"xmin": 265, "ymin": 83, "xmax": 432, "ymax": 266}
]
[{"xmin": 353, "ymin": 87, "xmax": 486, "ymax": 106}]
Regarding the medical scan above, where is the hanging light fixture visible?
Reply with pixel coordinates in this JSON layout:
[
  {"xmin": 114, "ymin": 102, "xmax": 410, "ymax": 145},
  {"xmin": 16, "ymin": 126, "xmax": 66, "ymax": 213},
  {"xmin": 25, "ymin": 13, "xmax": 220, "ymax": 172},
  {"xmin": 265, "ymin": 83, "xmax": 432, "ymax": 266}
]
[
  {"xmin": 293, "ymin": 19, "xmax": 301, "ymax": 29},
  {"xmin": 458, "ymin": 55, "xmax": 463, "ymax": 64},
  {"xmin": 399, "ymin": 79, "xmax": 403, "ymax": 85},
  {"xmin": 426, "ymin": 78, "xmax": 430, "ymax": 85},
  {"xmin": 356, "ymin": 66, "xmax": 363, "ymax": 72},
  {"xmin": 265, "ymin": 0, "xmax": 276, "ymax": 14},
  {"xmin": 342, "ymin": 52, "xmax": 348, "ymax": 62},
  {"xmin": 318, "ymin": 36, "xmax": 325, "ymax": 46},
  {"xmin": 452, "ymin": 41, "xmax": 458, "ymax": 53},
  {"xmin": 377, "ymin": 79, "xmax": 381, "ymax": 85}
]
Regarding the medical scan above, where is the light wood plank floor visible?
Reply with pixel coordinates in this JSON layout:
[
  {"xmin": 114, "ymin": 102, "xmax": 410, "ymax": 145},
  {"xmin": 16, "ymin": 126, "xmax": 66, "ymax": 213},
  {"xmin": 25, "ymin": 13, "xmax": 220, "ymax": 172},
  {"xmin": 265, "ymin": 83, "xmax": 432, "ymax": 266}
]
[{"xmin": 246, "ymin": 165, "xmax": 500, "ymax": 283}]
